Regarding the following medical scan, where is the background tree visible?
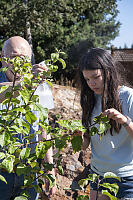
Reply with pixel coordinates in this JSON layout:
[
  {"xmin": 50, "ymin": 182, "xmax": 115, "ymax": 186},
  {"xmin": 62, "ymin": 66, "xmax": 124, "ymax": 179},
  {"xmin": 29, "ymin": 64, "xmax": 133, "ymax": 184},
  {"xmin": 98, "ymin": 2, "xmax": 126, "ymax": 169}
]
[{"xmin": 0, "ymin": 0, "xmax": 120, "ymax": 84}]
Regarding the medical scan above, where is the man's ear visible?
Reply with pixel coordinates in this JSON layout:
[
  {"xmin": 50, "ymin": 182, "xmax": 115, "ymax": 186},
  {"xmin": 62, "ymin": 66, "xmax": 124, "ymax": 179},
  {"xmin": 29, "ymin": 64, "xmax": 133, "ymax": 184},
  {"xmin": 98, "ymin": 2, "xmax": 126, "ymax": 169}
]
[
  {"xmin": 1, "ymin": 51, "xmax": 4, "ymax": 66},
  {"xmin": 1, "ymin": 51, "xmax": 7, "ymax": 68},
  {"xmin": 1, "ymin": 50, "xmax": 5, "ymax": 58}
]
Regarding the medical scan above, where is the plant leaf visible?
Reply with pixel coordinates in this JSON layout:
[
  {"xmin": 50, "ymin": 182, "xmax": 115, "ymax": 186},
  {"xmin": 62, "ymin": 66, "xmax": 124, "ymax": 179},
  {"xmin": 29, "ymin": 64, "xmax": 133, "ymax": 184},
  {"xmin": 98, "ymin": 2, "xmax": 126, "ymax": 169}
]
[
  {"xmin": 20, "ymin": 148, "xmax": 31, "ymax": 160},
  {"xmin": 71, "ymin": 136, "xmax": 82, "ymax": 153},
  {"xmin": 0, "ymin": 85, "xmax": 9, "ymax": 94},
  {"xmin": 0, "ymin": 175, "xmax": 7, "ymax": 184},
  {"xmin": 102, "ymin": 190, "xmax": 117, "ymax": 200}
]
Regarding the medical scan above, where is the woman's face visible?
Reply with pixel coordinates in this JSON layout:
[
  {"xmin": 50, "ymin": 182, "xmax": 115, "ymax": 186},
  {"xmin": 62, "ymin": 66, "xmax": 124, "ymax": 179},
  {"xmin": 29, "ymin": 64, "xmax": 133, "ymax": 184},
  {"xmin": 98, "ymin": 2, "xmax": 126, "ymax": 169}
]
[{"xmin": 82, "ymin": 69, "xmax": 104, "ymax": 95}]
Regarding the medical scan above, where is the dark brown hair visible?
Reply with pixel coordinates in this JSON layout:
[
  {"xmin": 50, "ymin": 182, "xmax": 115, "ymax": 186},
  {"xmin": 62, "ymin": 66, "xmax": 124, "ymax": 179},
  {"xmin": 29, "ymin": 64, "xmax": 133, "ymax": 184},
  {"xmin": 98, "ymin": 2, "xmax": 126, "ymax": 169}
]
[{"xmin": 79, "ymin": 48, "xmax": 122, "ymax": 135}]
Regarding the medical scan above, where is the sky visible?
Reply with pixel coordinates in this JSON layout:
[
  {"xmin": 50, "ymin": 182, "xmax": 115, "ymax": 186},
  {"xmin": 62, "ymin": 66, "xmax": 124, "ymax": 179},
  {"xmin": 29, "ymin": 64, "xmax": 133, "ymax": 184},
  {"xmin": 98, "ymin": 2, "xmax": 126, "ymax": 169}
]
[{"xmin": 111, "ymin": 0, "xmax": 133, "ymax": 48}]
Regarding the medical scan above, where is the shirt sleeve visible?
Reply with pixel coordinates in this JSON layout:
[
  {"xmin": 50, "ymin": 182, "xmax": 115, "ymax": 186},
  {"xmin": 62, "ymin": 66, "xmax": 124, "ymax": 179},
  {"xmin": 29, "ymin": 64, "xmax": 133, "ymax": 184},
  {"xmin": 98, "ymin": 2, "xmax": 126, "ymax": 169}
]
[
  {"xmin": 126, "ymin": 91, "xmax": 133, "ymax": 120},
  {"xmin": 120, "ymin": 87, "xmax": 133, "ymax": 121}
]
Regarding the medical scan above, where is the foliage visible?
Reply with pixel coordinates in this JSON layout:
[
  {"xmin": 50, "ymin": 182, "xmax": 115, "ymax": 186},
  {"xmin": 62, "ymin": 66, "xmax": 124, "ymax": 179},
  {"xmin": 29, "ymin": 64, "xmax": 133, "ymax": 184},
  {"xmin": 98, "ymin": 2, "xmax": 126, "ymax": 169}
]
[
  {"xmin": 0, "ymin": 52, "xmax": 67, "ymax": 198},
  {"xmin": 0, "ymin": 52, "xmax": 117, "ymax": 199},
  {"xmin": 78, "ymin": 172, "xmax": 120, "ymax": 200},
  {"xmin": 90, "ymin": 113, "xmax": 111, "ymax": 140},
  {"xmin": 0, "ymin": 0, "xmax": 120, "ymax": 83}
]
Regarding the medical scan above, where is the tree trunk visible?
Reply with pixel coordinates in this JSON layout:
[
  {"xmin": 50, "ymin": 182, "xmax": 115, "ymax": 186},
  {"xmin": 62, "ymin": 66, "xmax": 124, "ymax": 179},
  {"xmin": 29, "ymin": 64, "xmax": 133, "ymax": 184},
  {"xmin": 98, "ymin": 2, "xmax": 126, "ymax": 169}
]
[{"xmin": 23, "ymin": 0, "xmax": 35, "ymax": 64}]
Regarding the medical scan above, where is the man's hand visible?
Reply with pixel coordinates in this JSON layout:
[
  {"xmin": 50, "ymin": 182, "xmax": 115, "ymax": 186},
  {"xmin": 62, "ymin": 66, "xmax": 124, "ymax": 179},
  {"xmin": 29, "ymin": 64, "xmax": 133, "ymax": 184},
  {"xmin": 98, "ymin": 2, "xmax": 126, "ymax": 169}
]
[
  {"xmin": 39, "ymin": 128, "xmax": 56, "ymax": 197},
  {"xmin": 32, "ymin": 62, "xmax": 48, "ymax": 80}
]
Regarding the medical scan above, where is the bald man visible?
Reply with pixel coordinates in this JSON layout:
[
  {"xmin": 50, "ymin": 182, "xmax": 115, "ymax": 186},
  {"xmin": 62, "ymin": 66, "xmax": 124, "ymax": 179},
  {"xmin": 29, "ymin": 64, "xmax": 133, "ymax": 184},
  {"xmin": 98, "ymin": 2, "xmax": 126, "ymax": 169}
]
[{"xmin": 0, "ymin": 36, "xmax": 56, "ymax": 200}]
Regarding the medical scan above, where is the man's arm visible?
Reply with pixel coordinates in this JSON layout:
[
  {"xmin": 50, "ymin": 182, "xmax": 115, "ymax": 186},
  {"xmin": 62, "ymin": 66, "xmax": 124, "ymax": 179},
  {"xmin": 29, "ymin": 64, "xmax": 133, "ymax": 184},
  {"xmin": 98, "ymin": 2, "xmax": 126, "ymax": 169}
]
[
  {"xmin": 38, "ymin": 127, "xmax": 56, "ymax": 197},
  {"xmin": 38, "ymin": 128, "xmax": 54, "ymax": 164}
]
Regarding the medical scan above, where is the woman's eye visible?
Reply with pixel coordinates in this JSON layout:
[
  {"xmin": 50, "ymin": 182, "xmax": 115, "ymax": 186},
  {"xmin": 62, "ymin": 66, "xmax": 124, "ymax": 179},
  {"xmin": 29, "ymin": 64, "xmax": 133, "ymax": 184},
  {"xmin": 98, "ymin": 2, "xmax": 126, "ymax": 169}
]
[{"xmin": 94, "ymin": 76, "xmax": 100, "ymax": 79}]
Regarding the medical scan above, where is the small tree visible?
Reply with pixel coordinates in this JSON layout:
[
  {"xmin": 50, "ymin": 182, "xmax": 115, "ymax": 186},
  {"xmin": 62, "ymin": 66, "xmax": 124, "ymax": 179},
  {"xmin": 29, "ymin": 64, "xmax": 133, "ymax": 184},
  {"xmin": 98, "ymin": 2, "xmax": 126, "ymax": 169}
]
[{"xmin": 0, "ymin": 53, "xmax": 118, "ymax": 200}]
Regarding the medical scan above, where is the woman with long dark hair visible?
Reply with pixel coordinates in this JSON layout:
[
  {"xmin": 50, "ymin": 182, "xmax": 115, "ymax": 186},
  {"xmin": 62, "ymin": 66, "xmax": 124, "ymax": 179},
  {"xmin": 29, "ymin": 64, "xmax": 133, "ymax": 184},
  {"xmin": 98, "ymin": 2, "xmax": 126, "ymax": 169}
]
[{"xmin": 79, "ymin": 48, "xmax": 133, "ymax": 200}]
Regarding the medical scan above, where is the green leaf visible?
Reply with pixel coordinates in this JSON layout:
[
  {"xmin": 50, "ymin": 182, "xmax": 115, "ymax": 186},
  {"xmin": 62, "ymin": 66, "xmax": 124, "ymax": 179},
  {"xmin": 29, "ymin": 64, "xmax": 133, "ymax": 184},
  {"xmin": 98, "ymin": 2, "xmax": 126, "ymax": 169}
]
[
  {"xmin": 71, "ymin": 136, "xmax": 82, "ymax": 153},
  {"xmin": 45, "ymin": 80, "xmax": 53, "ymax": 88},
  {"xmin": 20, "ymin": 148, "xmax": 31, "ymax": 160},
  {"xmin": 0, "ymin": 133, "xmax": 6, "ymax": 147},
  {"xmin": 34, "ymin": 103, "xmax": 48, "ymax": 122},
  {"xmin": 22, "ymin": 121, "xmax": 30, "ymax": 133},
  {"xmin": 0, "ymin": 152, "xmax": 6, "ymax": 159},
  {"xmin": 5, "ymin": 92, "xmax": 12, "ymax": 98},
  {"xmin": 0, "ymin": 175, "xmax": 7, "ymax": 184},
  {"xmin": 93, "ymin": 114, "xmax": 102, "ymax": 123},
  {"xmin": 0, "ymin": 85, "xmax": 9, "ymax": 94},
  {"xmin": 10, "ymin": 125, "xmax": 22, "ymax": 133},
  {"xmin": 16, "ymin": 163, "xmax": 27, "ymax": 176},
  {"xmin": 78, "ymin": 178, "xmax": 89, "ymax": 188},
  {"xmin": 19, "ymin": 89, "xmax": 30, "ymax": 104},
  {"xmin": 42, "ymin": 163, "xmax": 54, "ymax": 171},
  {"xmin": 44, "ymin": 174, "xmax": 55, "ymax": 188},
  {"xmin": 11, "ymin": 98, "xmax": 20, "ymax": 104},
  {"xmin": 90, "ymin": 127, "xmax": 98, "ymax": 136},
  {"xmin": 30, "ymin": 161, "xmax": 38, "ymax": 168},
  {"xmin": 2, "ymin": 99, "xmax": 9, "ymax": 105},
  {"xmin": 38, "ymin": 178, "xmax": 44, "ymax": 185},
  {"xmin": 23, "ymin": 77, "xmax": 31, "ymax": 85},
  {"xmin": 51, "ymin": 53, "xmax": 59, "ymax": 62},
  {"xmin": 25, "ymin": 112, "xmax": 37, "ymax": 124},
  {"xmin": 1, "ymin": 155, "xmax": 15, "ymax": 173},
  {"xmin": 57, "ymin": 120, "xmax": 86, "ymax": 132},
  {"xmin": 98, "ymin": 121, "xmax": 111, "ymax": 135},
  {"xmin": 12, "ymin": 107, "xmax": 26, "ymax": 114},
  {"xmin": 57, "ymin": 165, "xmax": 64, "ymax": 175},
  {"xmin": 87, "ymin": 173, "xmax": 99, "ymax": 182},
  {"xmin": 49, "ymin": 65, "xmax": 58, "ymax": 72},
  {"xmin": 76, "ymin": 195, "xmax": 90, "ymax": 200},
  {"xmin": 58, "ymin": 58, "xmax": 66, "ymax": 69},
  {"xmin": 0, "ymin": 67, "xmax": 8, "ymax": 72},
  {"xmin": 36, "ymin": 141, "xmax": 51, "ymax": 159},
  {"xmin": 8, "ymin": 143, "xmax": 17, "ymax": 154},
  {"xmin": 14, "ymin": 196, "xmax": 28, "ymax": 200},
  {"xmin": 104, "ymin": 172, "xmax": 121, "ymax": 181},
  {"xmin": 100, "ymin": 183, "xmax": 119, "ymax": 197},
  {"xmin": 101, "ymin": 116, "xmax": 110, "ymax": 123},
  {"xmin": 25, "ymin": 113, "xmax": 31, "ymax": 124},
  {"xmin": 37, "ymin": 122, "xmax": 48, "ymax": 131},
  {"xmin": 55, "ymin": 137, "xmax": 67, "ymax": 150},
  {"xmin": 98, "ymin": 123, "xmax": 106, "ymax": 135},
  {"xmin": 102, "ymin": 190, "xmax": 117, "ymax": 200}
]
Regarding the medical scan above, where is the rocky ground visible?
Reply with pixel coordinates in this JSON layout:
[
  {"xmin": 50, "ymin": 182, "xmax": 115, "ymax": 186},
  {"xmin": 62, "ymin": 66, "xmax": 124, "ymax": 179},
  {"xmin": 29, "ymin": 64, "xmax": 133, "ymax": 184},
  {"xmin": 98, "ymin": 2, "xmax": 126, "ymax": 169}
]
[{"xmin": 40, "ymin": 84, "xmax": 91, "ymax": 200}]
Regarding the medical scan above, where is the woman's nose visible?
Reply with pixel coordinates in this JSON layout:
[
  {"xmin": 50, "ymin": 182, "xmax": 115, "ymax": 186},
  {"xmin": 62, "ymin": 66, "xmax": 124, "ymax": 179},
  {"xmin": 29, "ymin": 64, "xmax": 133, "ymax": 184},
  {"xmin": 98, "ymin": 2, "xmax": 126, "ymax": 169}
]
[{"xmin": 89, "ymin": 80, "xmax": 96, "ymax": 86}]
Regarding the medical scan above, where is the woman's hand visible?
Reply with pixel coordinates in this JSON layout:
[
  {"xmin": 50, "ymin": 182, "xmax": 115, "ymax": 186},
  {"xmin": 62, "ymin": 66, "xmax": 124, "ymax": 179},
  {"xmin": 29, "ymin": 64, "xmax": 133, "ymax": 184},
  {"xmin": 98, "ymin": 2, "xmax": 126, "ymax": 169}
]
[
  {"xmin": 102, "ymin": 108, "xmax": 127, "ymax": 125},
  {"xmin": 102, "ymin": 108, "xmax": 133, "ymax": 137}
]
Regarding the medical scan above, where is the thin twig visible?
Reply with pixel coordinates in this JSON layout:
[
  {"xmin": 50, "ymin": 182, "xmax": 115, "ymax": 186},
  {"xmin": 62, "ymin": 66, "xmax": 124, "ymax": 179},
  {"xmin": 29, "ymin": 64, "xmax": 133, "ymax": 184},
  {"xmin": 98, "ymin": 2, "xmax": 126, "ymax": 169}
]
[
  {"xmin": 6, "ymin": 72, "xmax": 17, "ymax": 114},
  {"xmin": 14, "ymin": 121, "xmax": 98, "ymax": 147}
]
